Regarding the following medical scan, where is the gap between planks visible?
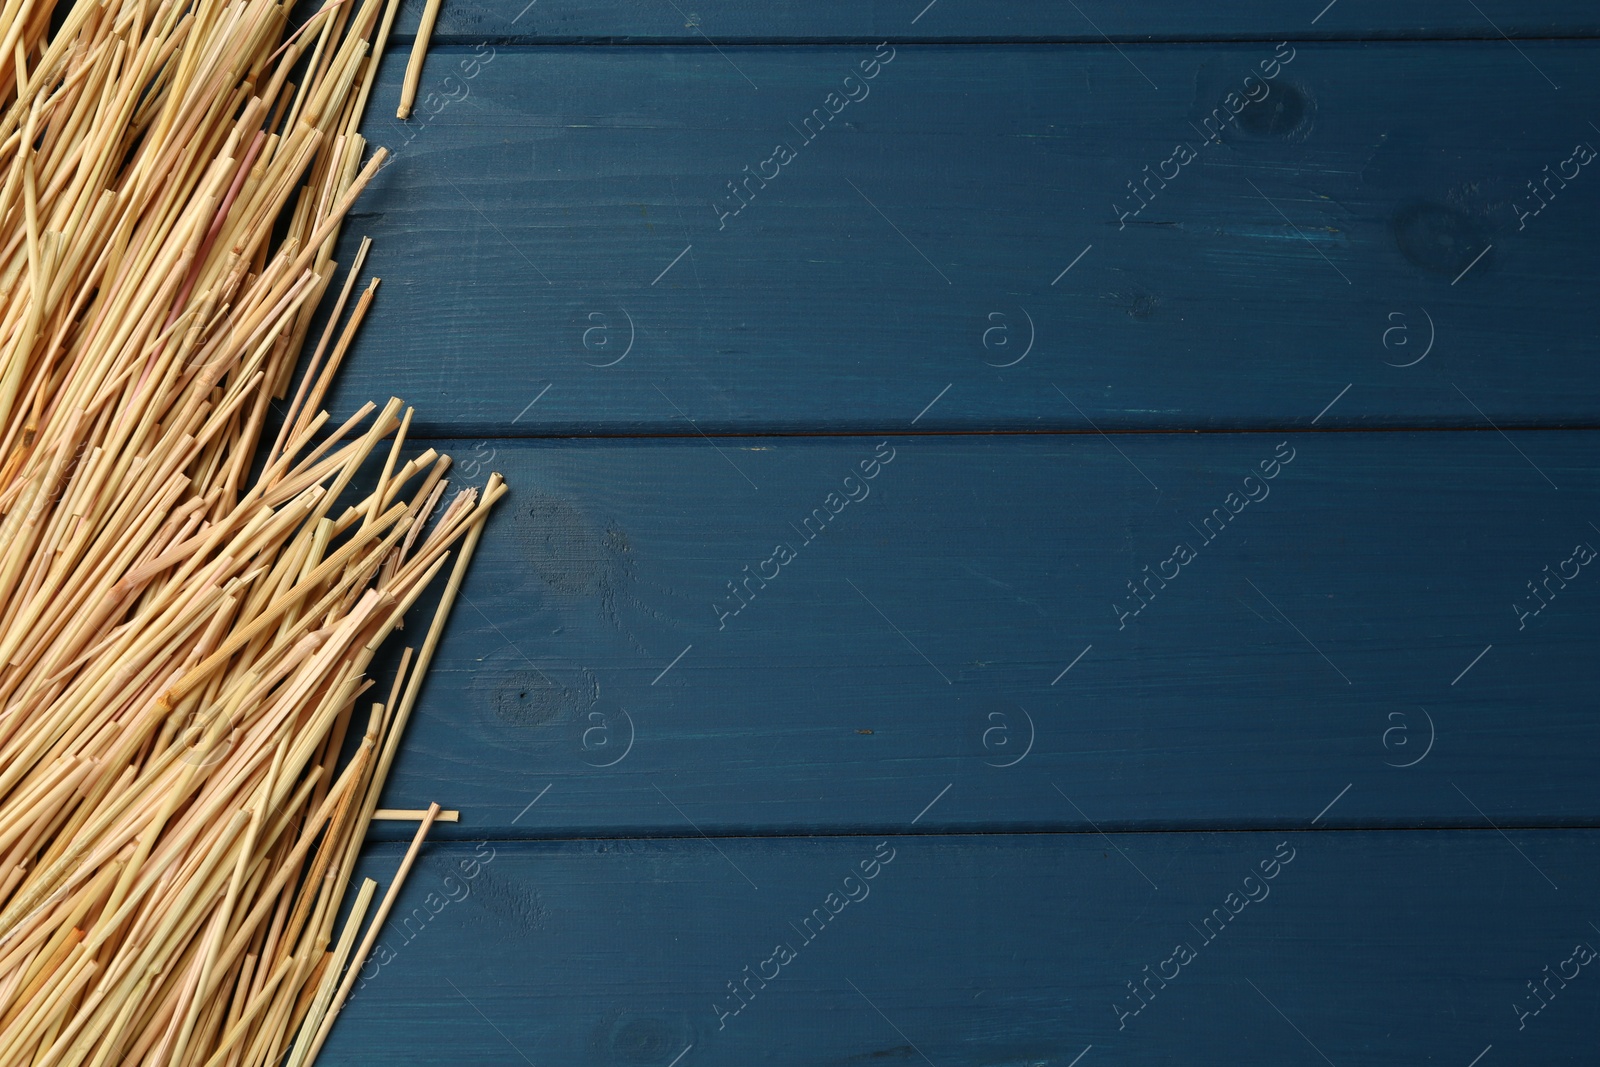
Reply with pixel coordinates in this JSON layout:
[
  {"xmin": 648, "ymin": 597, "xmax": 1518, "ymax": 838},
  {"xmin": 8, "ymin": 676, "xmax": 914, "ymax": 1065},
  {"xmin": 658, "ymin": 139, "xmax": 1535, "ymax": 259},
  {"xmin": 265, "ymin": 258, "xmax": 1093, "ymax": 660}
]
[
  {"xmin": 358, "ymin": 824, "xmax": 1600, "ymax": 844},
  {"xmin": 400, "ymin": 424, "xmax": 1600, "ymax": 444},
  {"xmin": 377, "ymin": 34, "xmax": 1600, "ymax": 48}
]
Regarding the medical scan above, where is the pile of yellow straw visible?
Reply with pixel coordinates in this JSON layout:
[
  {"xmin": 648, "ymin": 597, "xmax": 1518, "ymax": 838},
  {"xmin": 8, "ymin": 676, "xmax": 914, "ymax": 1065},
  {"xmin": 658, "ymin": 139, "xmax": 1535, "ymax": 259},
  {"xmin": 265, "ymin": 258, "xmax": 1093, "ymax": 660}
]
[{"xmin": 0, "ymin": 0, "xmax": 493, "ymax": 1062}]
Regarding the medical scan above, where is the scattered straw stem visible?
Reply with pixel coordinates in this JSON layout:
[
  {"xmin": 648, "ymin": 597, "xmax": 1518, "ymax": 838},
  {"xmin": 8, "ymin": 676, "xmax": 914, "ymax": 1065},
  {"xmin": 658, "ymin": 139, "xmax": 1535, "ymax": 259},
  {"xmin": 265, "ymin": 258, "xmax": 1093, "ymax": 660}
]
[
  {"xmin": 302, "ymin": 802, "xmax": 440, "ymax": 1063},
  {"xmin": 372, "ymin": 808, "xmax": 458, "ymax": 821},
  {"xmin": 396, "ymin": 0, "xmax": 444, "ymax": 120}
]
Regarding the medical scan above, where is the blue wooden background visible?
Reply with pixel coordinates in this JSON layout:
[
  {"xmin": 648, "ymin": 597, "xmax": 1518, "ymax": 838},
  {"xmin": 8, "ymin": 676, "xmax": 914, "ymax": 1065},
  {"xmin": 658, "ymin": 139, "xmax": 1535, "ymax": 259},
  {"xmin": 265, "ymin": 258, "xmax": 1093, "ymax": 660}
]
[{"xmin": 320, "ymin": 4, "xmax": 1600, "ymax": 1064}]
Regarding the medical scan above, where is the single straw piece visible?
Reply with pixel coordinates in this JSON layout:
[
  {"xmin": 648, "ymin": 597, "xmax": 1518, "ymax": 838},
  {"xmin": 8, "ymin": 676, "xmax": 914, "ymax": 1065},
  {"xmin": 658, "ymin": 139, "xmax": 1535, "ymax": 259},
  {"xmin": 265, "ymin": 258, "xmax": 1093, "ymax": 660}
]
[
  {"xmin": 371, "ymin": 808, "xmax": 458, "ymax": 822},
  {"xmin": 396, "ymin": 0, "xmax": 444, "ymax": 120}
]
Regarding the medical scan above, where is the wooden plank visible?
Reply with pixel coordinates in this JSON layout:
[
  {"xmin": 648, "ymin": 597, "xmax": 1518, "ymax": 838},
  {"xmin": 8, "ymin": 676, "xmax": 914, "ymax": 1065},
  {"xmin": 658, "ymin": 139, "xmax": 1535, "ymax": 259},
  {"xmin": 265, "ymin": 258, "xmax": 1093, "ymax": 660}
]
[
  {"xmin": 330, "ymin": 42, "xmax": 1600, "ymax": 435},
  {"xmin": 325, "ymin": 832, "xmax": 1600, "ymax": 1065},
  {"xmin": 381, "ymin": 0, "xmax": 1600, "ymax": 43},
  {"xmin": 367, "ymin": 432, "xmax": 1600, "ymax": 837}
]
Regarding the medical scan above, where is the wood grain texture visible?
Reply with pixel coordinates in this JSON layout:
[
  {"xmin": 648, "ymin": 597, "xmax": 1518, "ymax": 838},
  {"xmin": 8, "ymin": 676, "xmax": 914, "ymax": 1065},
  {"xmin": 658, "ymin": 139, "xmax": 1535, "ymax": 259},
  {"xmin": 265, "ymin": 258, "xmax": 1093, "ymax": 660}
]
[
  {"xmin": 379, "ymin": 0, "xmax": 1600, "ymax": 43},
  {"xmin": 324, "ymin": 833, "xmax": 1600, "ymax": 1066},
  {"xmin": 327, "ymin": 42, "xmax": 1600, "ymax": 435},
  {"xmin": 360, "ymin": 432, "xmax": 1600, "ymax": 837},
  {"xmin": 320, "ymin": 16, "xmax": 1600, "ymax": 1064}
]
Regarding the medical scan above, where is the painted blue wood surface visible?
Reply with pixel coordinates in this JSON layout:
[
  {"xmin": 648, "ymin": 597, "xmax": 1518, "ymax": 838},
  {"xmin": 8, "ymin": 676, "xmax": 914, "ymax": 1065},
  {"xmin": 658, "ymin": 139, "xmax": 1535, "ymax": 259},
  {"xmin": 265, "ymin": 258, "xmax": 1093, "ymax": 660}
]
[
  {"xmin": 363, "ymin": 431, "xmax": 1600, "ymax": 838},
  {"xmin": 383, "ymin": 0, "xmax": 1600, "ymax": 43},
  {"xmin": 322, "ymin": 833, "xmax": 1600, "ymax": 1066},
  {"xmin": 325, "ymin": 9, "xmax": 1600, "ymax": 1065},
  {"xmin": 327, "ymin": 42, "xmax": 1600, "ymax": 435}
]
